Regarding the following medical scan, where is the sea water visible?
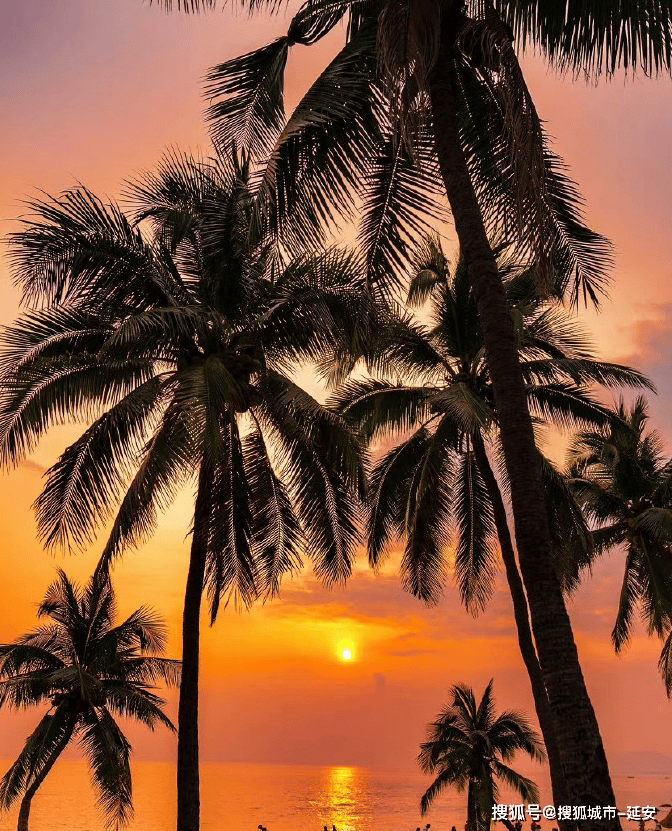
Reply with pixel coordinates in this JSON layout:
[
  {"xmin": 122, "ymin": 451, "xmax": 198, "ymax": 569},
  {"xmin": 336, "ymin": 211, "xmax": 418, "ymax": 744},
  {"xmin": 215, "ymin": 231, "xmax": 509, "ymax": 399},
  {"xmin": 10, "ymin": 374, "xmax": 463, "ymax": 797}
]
[{"xmin": 0, "ymin": 760, "xmax": 668, "ymax": 831}]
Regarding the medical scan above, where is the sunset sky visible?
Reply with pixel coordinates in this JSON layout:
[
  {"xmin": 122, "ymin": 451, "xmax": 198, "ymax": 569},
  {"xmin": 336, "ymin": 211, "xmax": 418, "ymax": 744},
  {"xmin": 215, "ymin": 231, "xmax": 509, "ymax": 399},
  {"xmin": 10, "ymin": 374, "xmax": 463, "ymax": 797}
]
[{"xmin": 1, "ymin": 0, "xmax": 672, "ymax": 777}]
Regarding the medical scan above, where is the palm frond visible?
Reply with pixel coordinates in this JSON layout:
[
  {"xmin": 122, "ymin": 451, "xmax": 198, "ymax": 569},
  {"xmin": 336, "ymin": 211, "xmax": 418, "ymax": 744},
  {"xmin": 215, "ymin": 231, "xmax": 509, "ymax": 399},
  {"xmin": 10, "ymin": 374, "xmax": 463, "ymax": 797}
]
[
  {"xmin": 333, "ymin": 378, "xmax": 434, "ymax": 442},
  {"xmin": 521, "ymin": 358, "xmax": 654, "ymax": 391},
  {"xmin": 366, "ymin": 427, "xmax": 432, "ymax": 570},
  {"xmin": 205, "ymin": 38, "xmax": 291, "ymax": 161},
  {"xmin": 252, "ymin": 20, "xmax": 382, "ymax": 253},
  {"xmin": 454, "ymin": 57, "xmax": 613, "ymax": 307},
  {"xmin": 102, "ymin": 683, "xmax": 176, "ymax": 732},
  {"xmin": 499, "ymin": 0, "xmax": 672, "ymax": 77},
  {"xmin": 244, "ymin": 424, "xmax": 304, "ymax": 599},
  {"xmin": 0, "ymin": 358, "xmax": 154, "ymax": 468},
  {"xmin": 98, "ymin": 395, "xmax": 198, "ymax": 571},
  {"xmin": 78, "ymin": 708, "xmax": 133, "ymax": 830},
  {"xmin": 491, "ymin": 760, "xmax": 540, "ymax": 803},
  {"xmin": 401, "ymin": 416, "xmax": 460, "ymax": 604},
  {"xmin": 204, "ymin": 413, "xmax": 257, "ymax": 620},
  {"xmin": 612, "ymin": 546, "xmax": 641, "ymax": 651},
  {"xmin": 358, "ymin": 129, "xmax": 445, "ymax": 292},
  {"xmin": 407, "ymin": 234, "xmax": 450, "ymax": 306},
  {"xmin": 257, "ymin": 371, "xmax": 363, "ymax": 586},
  {"xmin": 453, "ymin": 448, "xmax": 498, "ymax": 613},
  {"xmin": 0, "ymin": 709, "xmax": 75, "ymax": 810},
  {"xmin": 34, "ymin": 376, "xmax": 165, "ymax": 552},
  {"xmin": 659, "ymin": 628, "xmax": 672, "ymax": 697},
  {"xmin": 6, "ymin": 188, "xmax": 175, "ymax": 310}
]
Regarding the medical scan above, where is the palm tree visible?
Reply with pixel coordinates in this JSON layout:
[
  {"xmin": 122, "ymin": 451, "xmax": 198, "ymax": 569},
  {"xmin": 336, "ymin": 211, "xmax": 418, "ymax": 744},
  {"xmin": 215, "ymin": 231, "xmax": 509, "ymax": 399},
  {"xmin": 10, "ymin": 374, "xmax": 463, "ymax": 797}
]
[
  {"xmin": 331, "ymin": 237, "xmax": 650, "ymax": 816},
  {"xmin": 0, "ymin": 147, "xmax": 367, "ymax": 831},
  {"xmin": 145, "ymin": 0, "xmax": 672, "ymax": 817},
  {"xmin": 0, "ymin": 570, "xmax": 179, "ymax": 831},
  {"xmin": 419, "ymin": 680, "xmax": 543, "ymax": 829},
  {"xmin": 567, "ymin": 396, "xmax": 672, "ymax": 692}
]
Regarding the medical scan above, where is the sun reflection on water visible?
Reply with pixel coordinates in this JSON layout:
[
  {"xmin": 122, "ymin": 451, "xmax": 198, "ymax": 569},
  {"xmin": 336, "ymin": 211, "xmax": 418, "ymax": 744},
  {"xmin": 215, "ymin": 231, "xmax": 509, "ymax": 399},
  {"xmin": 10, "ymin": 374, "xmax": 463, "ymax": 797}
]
[{"xmin": 322, "ymin": 766, "xmax": 362, "ymax": 831}]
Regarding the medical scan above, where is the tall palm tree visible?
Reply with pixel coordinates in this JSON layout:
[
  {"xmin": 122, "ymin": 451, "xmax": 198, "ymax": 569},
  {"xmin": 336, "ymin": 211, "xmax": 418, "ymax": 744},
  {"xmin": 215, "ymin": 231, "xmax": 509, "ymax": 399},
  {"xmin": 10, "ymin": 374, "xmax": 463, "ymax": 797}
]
[
  {"xmin": 331, "ymin": 237, "xmax": 650, "ymax": 816},
  {"xmin": 0, "ymin": 148, "xmax": 367, "ymax": 831},
  {"xmin": 146, "ymin": 0, "xmax": 672, "ymax": 818},
  {"xmin": 567, "ymin": 396, "xmax": 672, "ymax": 692},
  {"xmin": 419, "ymin": 680, "xmax": 543, "ymax": 829},
  {"xmin": 0, "ymin": 570, "xmax": 179, "ymax": 831}
]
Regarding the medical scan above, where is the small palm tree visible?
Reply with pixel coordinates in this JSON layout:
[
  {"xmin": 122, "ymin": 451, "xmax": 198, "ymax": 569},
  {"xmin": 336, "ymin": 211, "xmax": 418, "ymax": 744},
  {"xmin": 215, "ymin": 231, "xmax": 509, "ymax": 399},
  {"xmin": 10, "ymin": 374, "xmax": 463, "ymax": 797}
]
[
  {"xmin": 419, "ymin": 681, "xmax": 543, "ymax": 830},
  {"xmin": 0, "ymin": 570, "xmax": 180, "ymax": 831},
  {"xmin": 568, "ymin": 396, "xmax": 672, "ymax": 690}
]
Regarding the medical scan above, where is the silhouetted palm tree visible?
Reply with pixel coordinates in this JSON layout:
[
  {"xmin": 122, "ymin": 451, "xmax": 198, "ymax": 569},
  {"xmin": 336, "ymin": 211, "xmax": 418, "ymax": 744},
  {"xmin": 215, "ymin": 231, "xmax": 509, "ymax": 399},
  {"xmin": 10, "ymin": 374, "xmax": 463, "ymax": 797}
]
[
  {"xmin": 0, "ymin": 570, "xmax": 179, "ymax": 831},
  {"xmin": 419, "ymin": 680, "xmax": 543, "ymax": 829},
  {"xmin": 146, "ymin": 1, "xmax": 672, "ymax": 817},
  {"xmin": 332, "ymin": 237, "xmax": 650, "ymax": 812},
  {"xmin": 0, "ymin": 147, "xmax": 367, "ymax": 831},
  {"xmin": 568, "ymin": 397, "xmax": 672, "ymax": 691}
]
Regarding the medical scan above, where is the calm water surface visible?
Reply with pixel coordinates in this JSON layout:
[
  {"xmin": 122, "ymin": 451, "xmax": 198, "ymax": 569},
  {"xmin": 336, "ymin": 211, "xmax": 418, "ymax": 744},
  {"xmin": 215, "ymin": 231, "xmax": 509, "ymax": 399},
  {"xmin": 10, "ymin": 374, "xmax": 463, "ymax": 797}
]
[{"xmin": 0, "ymin": 760, "xmax": 669, "ymax": 831}]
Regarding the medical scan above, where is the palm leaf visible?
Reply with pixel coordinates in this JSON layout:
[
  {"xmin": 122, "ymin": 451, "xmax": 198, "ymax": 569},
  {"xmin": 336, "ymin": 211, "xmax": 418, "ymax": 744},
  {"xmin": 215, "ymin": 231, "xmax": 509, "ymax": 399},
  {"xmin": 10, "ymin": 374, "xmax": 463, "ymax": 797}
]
[
  {"xmin": 205, "ymin": 38, "xmax": 291, "ymax": 161},
  {"xmin": 499, "ymin": 0, "xmax": 672, "ymax": 77},
  {"xmin": 244, "ymin": 424, "xmax": 304, "ymax": 599},
  {"xmin": 401, "ymin": 416, "xmax": 460, "ymax": 604},
  {"xmin": 453, "ymin": 448, "xmax": 498, "ymax": 613},
  {"xmin": 252, "ymin": 20, "xmax": 382, "ymax": 252},
  {"xmin": 257, "ymin": 371, "xmax": 363, "ymax": 585},
  {"xmin": 34, "ymin": 376, "xmax": 165, "ymax": 552},
  {"xmin": 78, "ymin": 708, "xmax": 133, "ymax": 829},
  {"xmin": 0, "ymin": 708, "xmax": 75, "ymax": 810}
]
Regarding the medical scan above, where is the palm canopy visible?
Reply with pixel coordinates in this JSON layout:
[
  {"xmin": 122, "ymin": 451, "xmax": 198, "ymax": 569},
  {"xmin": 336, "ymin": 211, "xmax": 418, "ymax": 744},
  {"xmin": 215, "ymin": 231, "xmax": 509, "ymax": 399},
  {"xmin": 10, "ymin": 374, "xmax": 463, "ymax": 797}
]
[
  {"xmin": 190, "ymin": 0, "xmax": 621, "ymax": 307},
  {"xmin": 418, "ymin": 680, "xmax": 544, "ymax": 823},
  {"xmin": 154, "ymin": 0, "xmax": 672, "ymax": 75},
  {"xmin": 331, "ymin": 236, "xmax": 652, "ymax": 609},
  {"xmin": 0, "ymin": 147, "xmax": 368, "ymax": 615},
  {"xmin": 567, "ymin": 397, "xmax": 672, "ymax": 688},
  {"xmin": 0, "ymin": 570, "xmax": 179, "ymax": 829}
]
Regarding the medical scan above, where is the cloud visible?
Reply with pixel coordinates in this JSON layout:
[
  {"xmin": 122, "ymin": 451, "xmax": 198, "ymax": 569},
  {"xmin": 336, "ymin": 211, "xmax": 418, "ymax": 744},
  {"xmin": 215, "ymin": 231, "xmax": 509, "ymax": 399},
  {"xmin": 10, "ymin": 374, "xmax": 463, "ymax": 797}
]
[
  {"xmin": 19, "ymin": 458, "xmax": 45, "ymax": 474},
  {"xmin": 611, "ymin": 303, "xmax": 672, "ymax": 370}
]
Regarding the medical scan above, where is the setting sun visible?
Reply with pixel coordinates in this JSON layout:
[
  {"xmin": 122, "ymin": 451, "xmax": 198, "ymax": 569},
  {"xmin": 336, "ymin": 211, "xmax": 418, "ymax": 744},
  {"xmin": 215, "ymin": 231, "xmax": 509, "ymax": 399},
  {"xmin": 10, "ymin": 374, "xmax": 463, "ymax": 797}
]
[{"xmin": 341, "ymin": 648, "xmax": 352, "ymax": 661}]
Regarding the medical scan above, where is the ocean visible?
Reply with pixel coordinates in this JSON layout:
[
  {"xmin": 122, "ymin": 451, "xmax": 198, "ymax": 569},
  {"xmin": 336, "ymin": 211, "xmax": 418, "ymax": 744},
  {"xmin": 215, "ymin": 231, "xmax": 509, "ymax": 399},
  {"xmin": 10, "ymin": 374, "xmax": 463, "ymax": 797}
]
[{"xmin": 0, "ymin": 760, "xmax": 669, "ymax": 831}]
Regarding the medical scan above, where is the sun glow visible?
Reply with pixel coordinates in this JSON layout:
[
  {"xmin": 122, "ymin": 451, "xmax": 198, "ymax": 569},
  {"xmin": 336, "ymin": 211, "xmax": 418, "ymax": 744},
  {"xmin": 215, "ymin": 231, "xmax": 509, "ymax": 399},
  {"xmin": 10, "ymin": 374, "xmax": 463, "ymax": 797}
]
[{"xmin": 341, "ymin": 648, "xmax": 352, "ymax": 661}]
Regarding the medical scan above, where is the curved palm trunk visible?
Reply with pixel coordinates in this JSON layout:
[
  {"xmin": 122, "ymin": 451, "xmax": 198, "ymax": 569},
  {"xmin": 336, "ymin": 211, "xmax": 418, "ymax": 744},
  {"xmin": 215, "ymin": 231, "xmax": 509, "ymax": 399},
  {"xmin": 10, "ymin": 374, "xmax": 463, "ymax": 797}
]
[
  {"xmin": 427, "ymin": 18, "xmax": 617, "ymax": 824},
  {"xmin": 17, "ymin": 727, "xmax": 72, "ymax": 831},
  {"xmin": 177, "ymin": 463, "xmax": 212, "ymax": 831},
  {"xmin": 472, "ymin": 434, "xmax": 571, "ymax": 826}
]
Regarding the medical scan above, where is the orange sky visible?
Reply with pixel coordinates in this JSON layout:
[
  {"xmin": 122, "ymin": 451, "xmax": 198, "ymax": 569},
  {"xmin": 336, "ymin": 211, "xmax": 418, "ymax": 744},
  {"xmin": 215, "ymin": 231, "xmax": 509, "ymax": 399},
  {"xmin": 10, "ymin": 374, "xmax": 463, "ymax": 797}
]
[{"xmin": 1, "ymin": 0, "xmax": 671, "ymax": 776}]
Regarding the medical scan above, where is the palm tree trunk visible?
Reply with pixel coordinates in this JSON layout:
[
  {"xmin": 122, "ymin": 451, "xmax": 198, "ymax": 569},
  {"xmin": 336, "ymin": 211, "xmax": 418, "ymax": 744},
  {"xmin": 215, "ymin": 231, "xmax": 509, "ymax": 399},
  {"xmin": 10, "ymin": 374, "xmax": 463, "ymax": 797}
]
[
  {"xmin": 471, "ymin": 433, "xmax": 571, "ymax": 827},
  {"xmin": 177, "ymin": 462, "xmax": 212, "ymax": 831},
  {"xmin": 17, "ymin": 727, "xmax": 72, "ymax": 831},
  {"xmin": 427, "ymin": 17, "xmax": 618, "ymax": 824},
  {"xmin": 467, "ymin": 779, "xmax": 478, "ymax": 831}
]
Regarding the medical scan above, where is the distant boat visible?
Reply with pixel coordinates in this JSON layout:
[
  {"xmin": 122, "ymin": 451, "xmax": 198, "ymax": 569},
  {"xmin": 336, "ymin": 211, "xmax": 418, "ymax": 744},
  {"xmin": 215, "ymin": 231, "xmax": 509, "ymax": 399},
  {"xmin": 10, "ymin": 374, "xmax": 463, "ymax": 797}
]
[{"xmin": 628, "ymin": 776, "xmax": 635, "ymax": 779}]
